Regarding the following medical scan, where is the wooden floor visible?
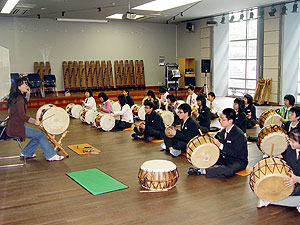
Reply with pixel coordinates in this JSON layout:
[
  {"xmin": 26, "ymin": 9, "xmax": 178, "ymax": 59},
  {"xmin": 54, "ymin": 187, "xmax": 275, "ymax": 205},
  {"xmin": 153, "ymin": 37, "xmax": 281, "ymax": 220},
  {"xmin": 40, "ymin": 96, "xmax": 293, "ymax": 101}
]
[{"xmin": 1, "ymin": 98, "xmax": 300, "ymax": 225}]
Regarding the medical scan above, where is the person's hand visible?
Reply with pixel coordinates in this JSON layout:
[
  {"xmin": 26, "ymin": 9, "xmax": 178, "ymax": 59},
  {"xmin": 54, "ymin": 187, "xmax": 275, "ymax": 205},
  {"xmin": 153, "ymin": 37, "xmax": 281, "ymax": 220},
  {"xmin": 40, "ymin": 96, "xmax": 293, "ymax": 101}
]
[
  {"xmin": 26, "ymin": 86, "xmax": 31, "ymax": 93},
  {"xmin": 140, "ymin": 123, "xmax": 145, "ymax": 129},
  {"xmin": 247, "ymin": 112, "xmax": 251, "ymax": 119},
  {"xmin": 280, "ymin": 117, "xmax": 285, "ymax": 122},
  {"xmin": 35, "ymin": 120, "xmax": 41, "ymax": 126},
  {"xmin": 140, "ymin": 135, "xmax": 144, "ymax": 139},
  {"xmin": 284, "ymin": 173, "xmax": 300, "ymax": 187},
  {"xmin": 213, "ymin": 137, "xmax": 221, "ymax": 148},
  {"xmin": 193, "ymin": 110, "xmax": 198, "ymax": 117}
]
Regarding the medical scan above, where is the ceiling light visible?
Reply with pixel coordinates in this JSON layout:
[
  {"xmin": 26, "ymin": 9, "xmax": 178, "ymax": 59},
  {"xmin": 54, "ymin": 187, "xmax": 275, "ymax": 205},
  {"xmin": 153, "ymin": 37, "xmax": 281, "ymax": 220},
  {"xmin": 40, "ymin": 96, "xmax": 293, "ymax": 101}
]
[
  {"xmin": 62, "ymin": 11, "xmax": 65, "ymax": 17},
  {"xmin": 106, "ymin": 13, "xmax": 144, "ymax": 20},
  {"xmin": 173, "ymin": 16, "xmax": 175, "ymax": 20},
  {"xmin": 292, "ymin": 1, "xmax": 298, "ymax": 13},
  {"xmin": 37, "ymin": 14, "xmax": 40, "ymax": 19},
  {"xmin": 268, "ymin": 6, "xmax": 276, "ymax": 16},
  {"xmin": 133, "ymin": 0, "xmax": 201, "ymax": 12},
  {"xmin": 180, "ymin": 12, "xmax": 183, "ymax": 16},
  {"xmin": 97, "ymin": 7, "xmax": 101, "ymax": 12},
  {"xmin": 56, "ymin": 18, "xmax": 108, "ymax": 23},
  {"xmin": 229, "ymin": 15, "xmax": 234, "ymax": 22},
  {"xmin": 281, "ymin": 4, "xmax": 287, "ymax": 15},
  {"xmin": 220, "ymin": 15, "xmax": 225, "ymax": 24},
  {"xmin": 1, "ymin": 0, "xmax": 20, "ymax": 14}
]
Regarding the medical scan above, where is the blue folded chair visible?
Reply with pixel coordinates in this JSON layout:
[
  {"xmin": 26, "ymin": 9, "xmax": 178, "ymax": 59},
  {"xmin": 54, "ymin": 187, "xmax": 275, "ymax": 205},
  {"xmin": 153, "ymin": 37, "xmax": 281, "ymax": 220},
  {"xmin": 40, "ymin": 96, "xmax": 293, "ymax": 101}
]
[
  {"xmin": 0, "ymin": 119, "xmax": 26, "ymax": 168},
  {"xmin": 27, "ymin": 73, "xmax": 45, "ymax": 97},
  {"xmin": 43, "ymin": 75, "xmax": 58, "ymax": 96}
]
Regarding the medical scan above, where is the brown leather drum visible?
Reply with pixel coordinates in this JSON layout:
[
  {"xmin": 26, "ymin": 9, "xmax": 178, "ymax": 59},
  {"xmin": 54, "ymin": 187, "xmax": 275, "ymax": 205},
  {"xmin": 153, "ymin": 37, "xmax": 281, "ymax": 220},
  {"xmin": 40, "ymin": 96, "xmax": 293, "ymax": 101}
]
[
  {"xmin": 249, "ymin": 157, "xmax": 294, "ymax": 202},
  {"xmin": 186, "ymin": 135, "xmax": 220, "ymax": 169},
  {"xmin": 257, "ymin": 125, "xmax": 288, "ymax": 156},
  {"xmin": 138, "ymin": 160, "xmax": 179, "ymax": 191},
  {"xmin": 259, "ymin": 109, "xmax": 282, "ymax": 128}
]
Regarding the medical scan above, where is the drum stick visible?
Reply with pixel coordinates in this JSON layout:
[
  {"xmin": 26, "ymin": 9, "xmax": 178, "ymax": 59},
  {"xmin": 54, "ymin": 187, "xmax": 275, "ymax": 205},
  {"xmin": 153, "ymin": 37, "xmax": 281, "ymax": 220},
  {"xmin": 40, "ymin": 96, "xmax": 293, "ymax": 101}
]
[
  {"xmin": 198, "ymin": 129, "xmax": 203, "ymax": 136},
  {"xmin": 270, "ymin": 143, "xmax": 274, "ymax": 158},
  {"xmin": 40, "ymin": 114, "xmax": 55, "ymax": 123}
]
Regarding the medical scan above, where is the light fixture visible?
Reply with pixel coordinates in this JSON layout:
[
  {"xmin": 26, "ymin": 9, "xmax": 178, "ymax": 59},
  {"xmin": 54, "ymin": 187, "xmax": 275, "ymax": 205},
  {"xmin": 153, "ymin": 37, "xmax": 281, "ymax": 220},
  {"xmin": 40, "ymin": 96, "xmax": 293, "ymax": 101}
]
[
  {"xmin": 180, "ymin": 12, "xmax": 183, "ymax": 16},
  {"xmin": 106, "ymin": 13, "xmax": 144, "ymax": 20},
  {"xmin": 229, "ymin": 15, "xmax": 234, "ymax": 22},
  {"xmin": 220, "ymin": 15, "xmax": 225, "ymax": 24},
  {"xmin": 97, "ymin": 7, "xmax": 101, "ymax": 12},
  {"xmin": 173, "ymin": 16, "xmax": 175, "ymax": 20},
  {"xmin": 62, "ymin": 11, "xmax": 65, "ymax": 17},
  {"xmin": 166, "ymin": 20, "xmax": 169, "ymax": 24},
  {"xmin": 268, "ymin": 6, "xmax": 276, "ymax": 16},
  {"xmin": 281, "ymin": 4, "xmax": 287, "ymax": 15},
  {"xmin": 133, "ymin": 0, "xmax": 201, "ymax": 12},
  {"xmin": 239, "ymin": 13, "xmax": 244, "ymax": 21},
  {"xmin": 249, "ymin": 10, "xmax": 254, "ymax": 19},
  {"xmin": 292, "ymin": 1, "xmax": 298, "ymax": 13},
  {"xmin": 0, "ymin": 0, "xmax": 20, "ymax": 14},
  {"xmin": 37, "ymin": 14, "xmax": 40, "ymax": 19},
  {"xmin": 56, "ymin": 18, "xmax": 108, "ymax": 23}
]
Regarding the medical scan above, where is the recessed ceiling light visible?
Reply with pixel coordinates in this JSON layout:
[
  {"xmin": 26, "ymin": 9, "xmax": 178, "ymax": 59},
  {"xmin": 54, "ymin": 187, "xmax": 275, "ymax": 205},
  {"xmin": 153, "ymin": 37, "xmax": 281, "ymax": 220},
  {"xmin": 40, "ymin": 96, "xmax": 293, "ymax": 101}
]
[
  {"xmin": 1, "ymin": 0, "xmax": 20, "ymax": 14},
  {"xmin": 106, "ymin": 13, "xmax": 144, "ymax": 19},
  {"xmin": 133, "ymin": 0, "xmax": 201, "ymax": 12},
  {"xmin": 41, "ymin": 7, "xmax": 46, "ymax": 10}
]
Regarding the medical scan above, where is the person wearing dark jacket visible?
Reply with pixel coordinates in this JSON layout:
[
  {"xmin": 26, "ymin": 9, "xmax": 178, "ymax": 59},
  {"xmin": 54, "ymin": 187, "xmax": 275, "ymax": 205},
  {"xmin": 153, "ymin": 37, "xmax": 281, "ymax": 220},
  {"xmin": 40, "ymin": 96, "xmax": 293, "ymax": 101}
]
[
  {"xmin": 282, "ymin": 106, "xmax": 300, "ymax": 133},
  {"xmin": 233, "ymin": 98, "xmax": 247, "ymax": 133},
  {"xmin": 132, "ymin": 101, "xmax": 165, "ymax": 141},
  {"xmin": 6, "ymin": 77, "xmax": 63, "ymax": 161},
  {"xmin": 257, "ymin": 127, "xmax": 300, "ymax": 212},
  {"xmin": 192, "ymin": 94, "xmax": 210, "ymax": 133},
  {"xmin": 243, "ymin": 94, "xmax": 257, "ymax": 128},
  {"xmin": 162, "ymin": 103, "xmax": 201, "ymax": 157},
  {"xmin": 188, "ymin": 108, "xmax": 248, "ymax": 178},
  {"xmin": 122, "ymin": 89, "xmax": 134, "ymax": 107}
]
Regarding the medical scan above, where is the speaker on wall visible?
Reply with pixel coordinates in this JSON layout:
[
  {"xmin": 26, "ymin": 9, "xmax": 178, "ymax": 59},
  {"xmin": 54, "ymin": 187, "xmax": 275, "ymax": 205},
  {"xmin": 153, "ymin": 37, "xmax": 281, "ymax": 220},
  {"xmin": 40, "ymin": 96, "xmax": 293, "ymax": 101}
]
[{"xmin": 201, "ymin": 59, "xmax": 211, "ymax": 73}]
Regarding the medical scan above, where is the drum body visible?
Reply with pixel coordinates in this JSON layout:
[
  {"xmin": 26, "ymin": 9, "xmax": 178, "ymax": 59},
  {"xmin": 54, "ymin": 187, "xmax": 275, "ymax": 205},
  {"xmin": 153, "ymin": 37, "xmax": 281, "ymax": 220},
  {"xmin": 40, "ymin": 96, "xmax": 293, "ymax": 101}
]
[
  {"xmin": 249, "ymin": 158, "xmax": 294, "ymax": 202},
  {"xmin": 131, "ymin": 104, "xmax": 140, "ymax": 116},
  {"xmin": 36, "ymin": 104, "xmax": 55, "ymax": 121},
  {"xmin": 257, "ymin": 125, "xmax": 287, "ymax": 156},
  {"xmin": 186, "ymin": 135, "xmax": 220, "ymax": 169},
  {"xmin": 66, "ymin": 103, "xmax": 75, "ymax": 116},
  {"xmin": 112, "ymin": 101, "xmax": 121, "ymax": 120},
  {"xmin": 138, "ymin": 106, "xmax": 146, "ymax": 120},
  {"xmin": 138, "ymin": 160, "xmax": 179, "ymax": 191},
  {"xmin": 100, "ymin": 114, "xmax": 115, "ymax": 131},
  {"xmin": 85, "ymin": 110, "xmax": 99, "ymax": 125},
  {"xmin": 259, "ymin": 109, "xmax": 282, "ymax": 128},
  {"xmin": 66, "ymin": 104, "xmax": 83, "ymax": 119},
  {"xmin": 80, "ymin": 109, "xmax": 89, "ymax": 123},
  {"xmin": 39, "ymin": 106, "xmax": 70, "ymax": 135}
]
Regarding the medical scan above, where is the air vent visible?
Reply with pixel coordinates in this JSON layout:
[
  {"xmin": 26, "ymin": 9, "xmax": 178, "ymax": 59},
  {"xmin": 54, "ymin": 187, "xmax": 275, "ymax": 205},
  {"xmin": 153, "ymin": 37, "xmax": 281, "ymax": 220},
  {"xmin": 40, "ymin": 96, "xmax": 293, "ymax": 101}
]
[{"xmin": 12, "ymin": 3, "xmax": 35, "ymax": 15}]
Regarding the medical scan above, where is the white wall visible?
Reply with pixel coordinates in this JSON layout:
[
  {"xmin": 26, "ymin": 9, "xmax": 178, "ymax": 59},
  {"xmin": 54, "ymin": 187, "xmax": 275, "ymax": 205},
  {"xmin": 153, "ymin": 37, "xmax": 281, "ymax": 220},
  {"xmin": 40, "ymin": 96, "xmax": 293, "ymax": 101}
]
[
  {"xmin": 0, "ymin": 46, "xmax": 10, "ymax": 99},
  {"xmin": 0, "ymin": 17, "xmax": 177, "ymax": 91},
  {"xmin": 282, "ymin": 7, "xmax": 300, "ymax": 103}
]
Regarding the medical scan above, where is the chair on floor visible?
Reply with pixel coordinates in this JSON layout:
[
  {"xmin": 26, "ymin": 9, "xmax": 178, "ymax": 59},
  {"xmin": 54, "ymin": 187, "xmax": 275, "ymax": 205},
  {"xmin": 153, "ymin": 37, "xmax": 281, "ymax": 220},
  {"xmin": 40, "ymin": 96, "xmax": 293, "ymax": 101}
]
[
  {"xmin": 27, "ymin": 73, "xmax": 45, "ymax": 97},
  {"xmin": 0, "ymin": 120, "xmax": 26, "ymax": 168},
  {"xmin": 43, "ymin": 75, "xmax": 58, "ymax": 96}
]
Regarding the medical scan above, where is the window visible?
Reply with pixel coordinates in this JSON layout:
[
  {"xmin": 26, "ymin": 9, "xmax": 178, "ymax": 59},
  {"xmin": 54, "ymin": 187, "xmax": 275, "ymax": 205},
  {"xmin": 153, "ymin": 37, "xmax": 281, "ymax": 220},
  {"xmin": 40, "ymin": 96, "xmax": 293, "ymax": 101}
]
[{"xmin": 228, "ymin": 9, "xmax": 258, "ymax": 97}]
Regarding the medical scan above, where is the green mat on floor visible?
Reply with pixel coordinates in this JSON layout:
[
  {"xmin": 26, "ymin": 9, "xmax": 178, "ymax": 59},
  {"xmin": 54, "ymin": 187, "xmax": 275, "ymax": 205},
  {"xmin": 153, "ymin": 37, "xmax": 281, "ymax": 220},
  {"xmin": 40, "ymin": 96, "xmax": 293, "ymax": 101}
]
[{"xmin": 66, "ymin": 168, "xmax": 128, "ymax": 195}]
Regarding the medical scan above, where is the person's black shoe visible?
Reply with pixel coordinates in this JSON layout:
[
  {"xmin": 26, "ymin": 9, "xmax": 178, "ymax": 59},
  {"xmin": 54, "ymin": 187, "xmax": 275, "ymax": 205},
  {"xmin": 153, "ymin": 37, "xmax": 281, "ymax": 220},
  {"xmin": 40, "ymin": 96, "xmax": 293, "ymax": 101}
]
[{"xmin": 187, "ymin": 167, "xmax": 201, "ymax": 175}]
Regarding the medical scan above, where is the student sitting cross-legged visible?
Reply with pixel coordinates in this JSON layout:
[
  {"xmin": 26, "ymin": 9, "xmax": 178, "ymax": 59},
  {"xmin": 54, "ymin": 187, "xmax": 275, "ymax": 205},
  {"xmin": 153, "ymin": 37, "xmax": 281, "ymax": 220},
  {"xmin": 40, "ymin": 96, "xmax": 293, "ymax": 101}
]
[{"xmin": 132, "ymin": 101, "xmax": 165, "ymax": 141}]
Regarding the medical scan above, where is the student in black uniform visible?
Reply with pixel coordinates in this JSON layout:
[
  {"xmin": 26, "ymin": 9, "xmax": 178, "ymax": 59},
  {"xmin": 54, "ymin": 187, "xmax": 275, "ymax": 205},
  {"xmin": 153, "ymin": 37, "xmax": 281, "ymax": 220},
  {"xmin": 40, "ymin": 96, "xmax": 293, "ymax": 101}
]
[
  {"xmin": 122, "ymin": 89, "xmax": 134, "ymax": 107},
  {"xmin": 257, "ymin": 127, "xmax": 300, "ymax": 213},
  {"xmin": 162, "ymin": 103, "xmax": 201, "ymax": 157},
  {"xmin": 188, "ymin": 108, "xmax": 248, "ymax": 178},
  {"xmin": 282, "ymin": 106, "xmax": 300, "ymax": 133},
  {"xmin": 192, "ymin": 94, "xmax": 210, "ymax": 133},
  {"xmin": 243, "ymin": 94, "xmax": 257, "ymax": 128},
  {"xmin": 132, "ymin": 101, "xmax": 165, "ymax": 141},
  {"xmin": 166, "ymin": 94, "xmax": 181, "ymax": 126},
  {"xmin": 233, "ymin": 98, "xmax": 247, "ymax": 133},
  {"xmin": 144, "ymin": 90, "xmax": 159, "ymax": 110}
]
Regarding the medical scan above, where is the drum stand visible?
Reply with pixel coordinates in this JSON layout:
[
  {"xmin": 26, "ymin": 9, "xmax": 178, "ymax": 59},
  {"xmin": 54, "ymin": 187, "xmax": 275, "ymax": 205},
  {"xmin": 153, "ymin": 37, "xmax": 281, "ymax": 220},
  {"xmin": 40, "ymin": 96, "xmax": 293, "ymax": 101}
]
[{"xmin": 42, "ymin": 128, "xmax": 69, "ymax": 158}]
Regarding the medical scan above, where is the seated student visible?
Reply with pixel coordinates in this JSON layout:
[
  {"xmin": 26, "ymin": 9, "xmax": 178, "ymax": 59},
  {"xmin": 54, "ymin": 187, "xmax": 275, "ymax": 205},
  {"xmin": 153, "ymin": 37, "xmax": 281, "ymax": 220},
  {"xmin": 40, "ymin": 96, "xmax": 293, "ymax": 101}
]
[
  {"xmin": 166, "ymin": 94, "xmax": 181, "ymax": 126},
  {"xmin": 207, "ymin": 92, "xmax": 220, "ymax": 120},
  {"xmin": 159, "ymin": 87, "xmax": 169, "ymax": 110},
  {"xmin": 111, "ymin": 94, "xmax": 133, "ymax": 131},
  {"xmin": 282, "ymin": 106, "xmax": 300, "ymax": 133},
  {"xmin": 162, "ymin": 103, "xmax": 201, "ymax": 157},
  {"xmin": 192, "ymin": 94, "xmax": 211, "ymax": 134},
  {"xmin": 132, "ymin": 101, "xmax": 165, "ymax": 141},
  {"xmin": 257, "ymin": 127, "xmax": 300, "ymax": 213},
  {"xmin": 280, "ymin": 94, "xmax": 295, "ymax": 122},
  {"xmin": 186, "ymin": 85, "xmax": 197, "ymax": 106},
  {"xmin": 188, "ymin": 108, "xmax": 248, "ymax": 178},
  {"xmin": 243, "ymin": 94, "xmax": 258, "ymax": 128},
  {"xmin": 233, "ymin": 98, "xmax": 247, "ymax": 133},
  {"xmin": 144, "ymin": 90, "xmax": 159, "ymax": 110},
  {"xmin": 98, "ymin": 92, "xmax": 112, "ymax": 113},
  {"xmin": 122, "ymin": 89, "xmax": 134, "ymax": 107},
  {"xmin": 82, "ymin": 89, "xmax": 97, "ymax": 111}
]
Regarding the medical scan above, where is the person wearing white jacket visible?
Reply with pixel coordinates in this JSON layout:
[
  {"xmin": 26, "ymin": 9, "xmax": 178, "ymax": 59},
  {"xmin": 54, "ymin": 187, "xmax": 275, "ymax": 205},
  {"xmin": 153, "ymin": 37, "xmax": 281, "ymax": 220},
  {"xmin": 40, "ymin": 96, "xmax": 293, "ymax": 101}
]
[
  {"xmin": 82, "ymin": 90, "xmax": 97, "ymax": 111},
  {"xmin": 111, "ymin": 94, "xmax": 134, "ymax": 131}
]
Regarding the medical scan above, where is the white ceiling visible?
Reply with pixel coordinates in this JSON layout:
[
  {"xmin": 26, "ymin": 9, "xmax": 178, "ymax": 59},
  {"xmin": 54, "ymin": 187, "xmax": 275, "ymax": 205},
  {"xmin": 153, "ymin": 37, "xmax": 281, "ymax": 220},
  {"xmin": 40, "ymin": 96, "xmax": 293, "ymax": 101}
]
[{"xmin": 0, "ymin": 0, "xmax": 291, "ymax": 23}]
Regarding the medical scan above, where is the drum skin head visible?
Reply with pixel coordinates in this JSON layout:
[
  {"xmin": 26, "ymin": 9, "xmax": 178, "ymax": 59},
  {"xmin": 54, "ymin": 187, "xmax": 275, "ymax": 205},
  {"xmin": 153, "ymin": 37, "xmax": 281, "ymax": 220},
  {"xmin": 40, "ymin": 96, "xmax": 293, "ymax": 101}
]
[
  {"xmin": 161, "ymin": 111, "xmax": 174, "ymax": 126},
  {"xmin": 260, "ymin": 132, "xmax": 288, "ymax": 155},
  {"xmin": 100, "ymin": 114, "xmax": 115, "ymax": 131},
  {"xmin": 141, "ymin": 160, "xmax": 177, "ymax": 171},
  {"xmin": 190, "ymin": 143, "xmax": 219, "ymax": 168},
  {"xmin": 264, "ymin": 114, "xmax": 282, "ymax": 127},
  {"xmin": 255, "ymin": 175, "xmax": 294, "ymax": 202},
  {"xmin": 36, "ymin": 104, "xmax": 55, "ymax": 121},
  {"xmin": 71, "ymin": 105, "xmax": 83, "ymax": 119},
  {"xmin": 138, "ymin": 106, "xmax": 146, "ymax": 120},
  {"xmin": 85, "ymin": 110, "xmax": 99, "ymax": 124},
  {"xmin": 42, "ymin": 107, "xmax": 69, "ymax": 135}
]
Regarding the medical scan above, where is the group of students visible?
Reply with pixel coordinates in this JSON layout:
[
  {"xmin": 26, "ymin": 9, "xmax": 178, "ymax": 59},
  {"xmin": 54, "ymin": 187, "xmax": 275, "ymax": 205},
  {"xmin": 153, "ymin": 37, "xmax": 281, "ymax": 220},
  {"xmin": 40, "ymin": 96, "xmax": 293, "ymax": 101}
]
[{"xmin": 4, "ymin": 78, "xmax": 300, "ymax": 213}]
